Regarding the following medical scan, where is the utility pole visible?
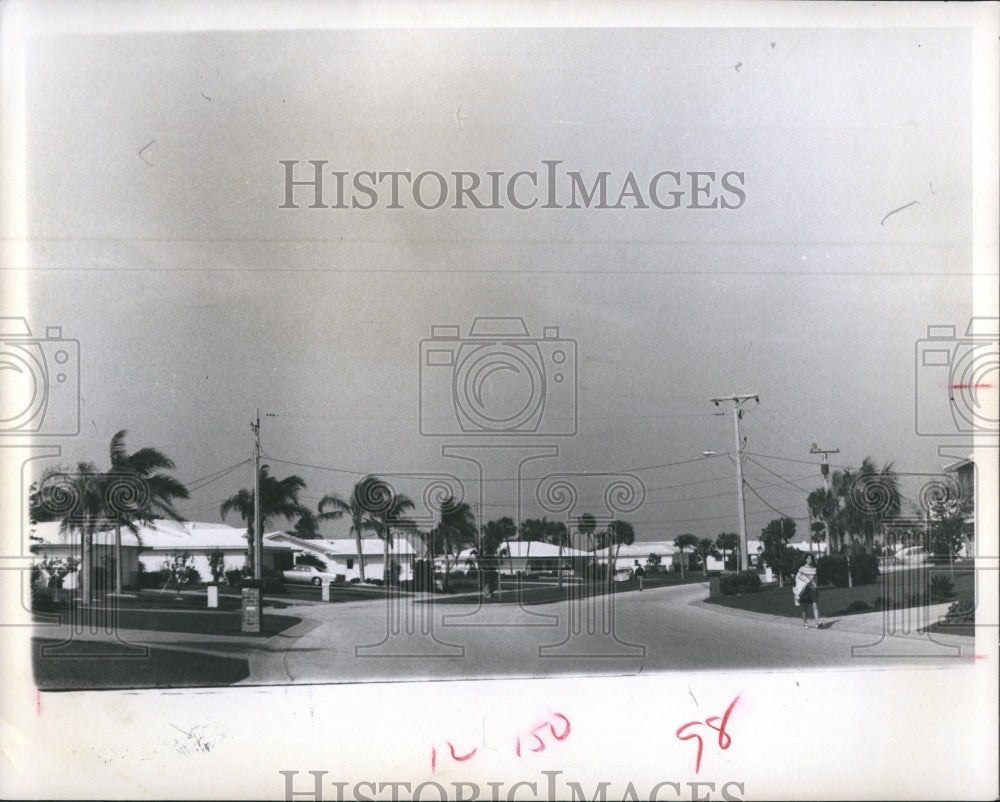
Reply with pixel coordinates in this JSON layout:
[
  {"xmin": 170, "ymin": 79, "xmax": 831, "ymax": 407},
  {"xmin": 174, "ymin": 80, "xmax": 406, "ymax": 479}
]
[
  {"xmin": 711, "ymin": 394, "xmax": 758, "ymax": 573},
  {"xmin": 252, "ymin": 408, "xmax": 262, "ymax": 580},
  {"xmin": 810, "ymin": 443, "xmax": 845, "ymax": 585}
]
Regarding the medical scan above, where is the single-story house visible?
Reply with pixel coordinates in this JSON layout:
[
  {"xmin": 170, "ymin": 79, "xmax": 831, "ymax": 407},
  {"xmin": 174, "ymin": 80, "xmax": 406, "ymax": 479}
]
[
  {"xmin": 450, "ymin": 540, "xmax": 591, "ymax": 576},
  {"xmin": 594, "ymin": 541, "xmax": 680, "ymax": 572},
  {"xmin": 264, "ymin": 532, "xmax": 416, "ymax": 581},
  {"xmin": 746, "ymin": 538, "xmax": 829, "ymax": 567},
  {"xmin": 29, "ymin": 519, "xmax": 295, "ymax": 589}
]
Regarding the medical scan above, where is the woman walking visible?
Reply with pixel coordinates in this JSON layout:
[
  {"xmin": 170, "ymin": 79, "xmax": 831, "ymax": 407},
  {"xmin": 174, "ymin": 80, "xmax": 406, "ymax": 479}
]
[{"xmin": 793, "ymin": 554, "xmax": 821, "ymax": 628}]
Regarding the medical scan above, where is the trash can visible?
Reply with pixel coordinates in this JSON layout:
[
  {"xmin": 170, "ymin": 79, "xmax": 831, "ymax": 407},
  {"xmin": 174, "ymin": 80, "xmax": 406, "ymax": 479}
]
[{"xmin": 709, "ymin": 577, "xmax": 722, "ymax": 598}]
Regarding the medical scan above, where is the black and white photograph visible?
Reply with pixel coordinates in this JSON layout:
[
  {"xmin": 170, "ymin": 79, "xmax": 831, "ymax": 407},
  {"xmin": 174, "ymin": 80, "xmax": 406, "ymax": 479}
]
[{"xmin": 1, "ymin": 1, "xmax": 997, "ymax": 799}]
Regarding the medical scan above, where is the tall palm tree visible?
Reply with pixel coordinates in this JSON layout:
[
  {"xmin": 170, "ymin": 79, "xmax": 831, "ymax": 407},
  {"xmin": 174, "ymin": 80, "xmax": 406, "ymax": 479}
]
[
  {"xmin": 220, "ymin": 464, "xmax": 307, "ymax": 576},
  {"xmin": 32, "ymin": 462, "xmax": 105, "ymax": 603},
  {"xmin": 317, "ymin": 482, "xmax": 377, "ymax": 582},
  {"xmin": 434, "ymin": 495, "xmax": 477, "ymax": 591},
  {"xmin": 355, "ymin": 475, "xmax": 415, "ymax": 585},
  {"xmin": 107, "ymin": 430, "xmax": 189, "ymax": 594}
]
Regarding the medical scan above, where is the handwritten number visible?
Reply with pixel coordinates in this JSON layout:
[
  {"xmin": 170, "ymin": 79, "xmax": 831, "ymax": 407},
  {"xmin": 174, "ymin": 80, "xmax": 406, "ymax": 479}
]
[
  {"xmin": 549, "ymin": 713, "xmax": 571, "ymax": 741},
  {"xmin": 675, "ymin": 723, "xmax": 705, "ymax": 773},
  {"xmin": 676, "ymin": 696, "xmax": 739, "ymax": 774}
]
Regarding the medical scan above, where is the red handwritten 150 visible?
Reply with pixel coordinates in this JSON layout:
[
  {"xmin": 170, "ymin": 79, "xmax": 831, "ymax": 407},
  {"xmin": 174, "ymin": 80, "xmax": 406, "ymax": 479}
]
[
  {"xmin": 431, "ymin": 713, "xmax": 571, "ymax": 773},
  {"xmin": 675, "ymin": 696, "xmax": 739, "ymax": 774}
]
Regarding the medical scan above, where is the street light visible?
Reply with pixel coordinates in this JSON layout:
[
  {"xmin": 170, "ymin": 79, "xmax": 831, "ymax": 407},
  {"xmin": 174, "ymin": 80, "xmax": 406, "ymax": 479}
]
[{"xmin": 700, "ymin": 448, "xmax": 748, "ymax": 572}]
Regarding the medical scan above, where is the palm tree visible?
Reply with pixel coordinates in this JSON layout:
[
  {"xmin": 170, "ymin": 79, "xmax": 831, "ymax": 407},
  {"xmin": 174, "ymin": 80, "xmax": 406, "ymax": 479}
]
[
  {"xmin": 834, "ymin": 457, "xmax": 900, "ymax": 553},
  {"xmin": 107, "ymin": 430, "xmax": 189, "ymax": 594},
  {"xmin": 673, "ymin": 533, "xmax": 699, "ymax": 579},
  {"xmin": 220, "ymin": 465, "xmax": 307, "ymax": 576},
  {"xmin": 433, "ymin": 495, "xmax": 478, "ymax": 591},
  {"xmin": 715, "ymin": 532, "xmax": 739, "ymax": 571},
  {"xmin": 355, "ymin": 475, "xmax": 415, "ymax": 586},
  {"xmin": 317, "ymin": 482, "xmax": 377, "ymax": 582},
  {"xmin": 31, "ymin": 462, "xmax": 105, "ymax": 603},
  {"xmin": 694, "ymin": 538, "xmax": 719, "ymax": 577}
]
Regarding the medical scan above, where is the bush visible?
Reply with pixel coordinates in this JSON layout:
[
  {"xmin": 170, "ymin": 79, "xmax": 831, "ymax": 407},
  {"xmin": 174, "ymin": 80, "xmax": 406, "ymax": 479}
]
[
  {"xmin": 847, "ymin": 599, "xmax": 872, "ymax": 613},
  {"xmin": 296, "ymin": 553, "xmax": 327, "ymax": 569},
  {"xmin": 365, "ymin": 578, "xmax": 385, "ymax": 586},
  {"xmin": 850, "ymin": 553, "xmax": 880, "ymax": 586},
  {"xmin": 720, "ymin": 570, "xmax": 762, "ymax": 596},
  {"xmin": 225, "ymin": 568, "xmax": 244, "ymax": 587},
  {"xmin": 138, "ymin": 565, "xmax": 167, "ymax": 588},
  {"xmin": 944, "ymin": 599, "xmax": 974, "ymax": 624},
  {"xmin": 817, "ymin": 556, "xmax": 849, "ymax": 588},
  {"xmin": 349, "ymin": 577, "xmax": 361, "ymax": 584},
  {"xmin": 930, "ymin": 575, "xmax": 955, "ymax": 601}
]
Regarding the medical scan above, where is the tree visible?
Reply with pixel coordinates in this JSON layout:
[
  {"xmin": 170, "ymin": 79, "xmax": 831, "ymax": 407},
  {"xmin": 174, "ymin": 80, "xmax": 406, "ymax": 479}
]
[
  {"xmin": 207, "ymin": 547, "xmax": 226, "ymax": 583},
  {"xmin": 929, "ymin": 495, "xmax": 973, "ymax": 576},
  {"xmin": 673, "ymin": 533, "xmax": 699, "ymax": 579},
  {"xmin": 108, "ymin": 430, "xmax": 189, "ymax": 594},
  {"xmin": 32, "ymin": 462, "xmax": 108, "ymax": 604},
  {"xmin": 220, "ymin": 464, "xmax": 307, "ymax": 577},
  {"xmin": 759, "ymin": 517, "xmax": 796, "ymax": 586},
  {"xmin": 833, "ymin": 457, "xmax": 900, "ymax": 554},
  {"xmin": 354, "ymin": 475, "xmax": 415, "ymax": 586},
  {"xmin": 606, "ymin": 520, "xmax": 636, "ymax": 588},
  {"xmin": 806, "ymin": 487, "xmax": 840, "ymax": 553},
  {"xmin": 715, "ymin": 532, "xmax": 739, "ymax": 571},
  {"xmin": 291, "ymin": 507, "xmax": 321, "ymax": 539},
  {"xmin": 318, "ymin": 481, "xmax": 379, "ymax": 582},
  {"xmin": 694, "ymin": 538, "xmax": 720, "ymax": 577},
  {"xmin": 431, "ymin": 495, "xmax": 477, "ymax": 591}
]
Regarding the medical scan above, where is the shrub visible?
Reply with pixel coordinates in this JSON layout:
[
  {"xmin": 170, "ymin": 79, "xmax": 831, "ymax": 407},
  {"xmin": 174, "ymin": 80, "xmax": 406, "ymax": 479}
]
[
  {"xmin": 930, "ymin": 575, "xmax": 955, "ymax": 601},
  {"xmin": 349, "ymin": 577, "xmax": 361, "ymax": 584},
  {"xmin": 847, "ymin": 599, "xmax": 872, "ymax": 613},
  {"xmin": 720, "ymin": 570, "xmax": 762, "ymax": 596},
  {"xmin": 850, "ymin": 553, "xmax": 880, "ymax": 586},
  {"xmin": 817, "ymin": 556, "xmax": 849, "ymax": 588},
  {"xmin": 224, "ymin": 568, "xmax": 244, "ymax": 587},
  {"xmin": 296, "ymin": 553, "xmax": 327, "ymax": 569},
  {"xmin": 207, "ymin": 547, "xmax": 226, "ymax": 583},
  {"xmin": 944, "ymin": 599, "xmax": 974, "ymax": 624},
  {"xmin": 365, "ymin": 578, "xmax": 385, "ymax": 586}
]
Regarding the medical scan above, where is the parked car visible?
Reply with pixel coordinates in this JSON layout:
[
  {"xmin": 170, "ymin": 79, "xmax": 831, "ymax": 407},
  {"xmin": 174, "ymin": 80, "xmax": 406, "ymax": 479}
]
[
  {"xmin": 895, "ymin": 546, "xmax": 929, "ymax": 565},
  {"xmin": 282, "ymin": 565, "xmax": 338, "ymax": 586},
  {"xmin": 613, "ymin": 568, "xmax": 634, "ymax": 582}
]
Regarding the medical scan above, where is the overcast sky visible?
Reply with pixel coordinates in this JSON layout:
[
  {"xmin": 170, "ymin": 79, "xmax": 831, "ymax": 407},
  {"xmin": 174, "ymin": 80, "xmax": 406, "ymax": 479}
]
[{"xmin": 14, "ymin": 25, "xmax": 981, "ymax": 543}]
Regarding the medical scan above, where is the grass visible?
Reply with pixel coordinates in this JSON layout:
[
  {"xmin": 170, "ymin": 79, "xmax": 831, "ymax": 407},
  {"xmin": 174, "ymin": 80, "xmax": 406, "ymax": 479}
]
[
  {"xmin": 32, "ymin": 591, "xmax": 302, "ymax": 637},
  {"xmin": 425, "ymin": 570, "xmax": 707, "ymax": 605},
  {"xmin": 32, "ymin": 638, "xmax": 250, "ymax": 690},
  {"xmin": 704, "ymin": 568, "xmax": 975, "ymax": 624}
]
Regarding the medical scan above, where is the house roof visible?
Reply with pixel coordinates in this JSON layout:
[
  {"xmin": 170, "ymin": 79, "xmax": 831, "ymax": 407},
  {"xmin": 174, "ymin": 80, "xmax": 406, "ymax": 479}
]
[
  {"xmin": 594, "ymin": 541, "xmax": 678, "ymax": 559},
  {"xmin": 266, "ymin": 533, "xmax": 415, "ymax": 556},
  {"xmin": 29, "ymin": 519, "xmax": 292, "ymax": 551}
]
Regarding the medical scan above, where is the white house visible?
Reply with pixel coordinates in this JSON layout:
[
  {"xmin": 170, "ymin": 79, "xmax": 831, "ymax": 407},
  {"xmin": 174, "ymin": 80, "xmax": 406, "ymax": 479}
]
[
  {"xmin": 30, "ymin": 519, "xmax": 295, "ymax": 589},
  {"xmin": 453, "ymin": 540, "xmax": 593, "ymax": 575},
  {"xmin": 264, "ymin": 533, "xmax": 416, "ymax": 581},
  {"xmin": 594, "ymin": 541, "xmax": 679, "ymax": 572}
]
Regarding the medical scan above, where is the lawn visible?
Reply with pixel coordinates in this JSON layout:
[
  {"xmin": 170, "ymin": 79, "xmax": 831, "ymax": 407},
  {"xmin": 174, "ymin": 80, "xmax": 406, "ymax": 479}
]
[
  {"xmin": 32, "ymin": 591, "xmax": 302, "ymax": 636},
  {"xmin": 704, "ymin": 568, "xmax": 975, "ymax": 628},
  {"xmin": 32, "ymin": 638, "xmax": 251, "ymax": 690},
  {"xmin": 424, "ymin": 570, "xmax": 708, "ymax": 605}
]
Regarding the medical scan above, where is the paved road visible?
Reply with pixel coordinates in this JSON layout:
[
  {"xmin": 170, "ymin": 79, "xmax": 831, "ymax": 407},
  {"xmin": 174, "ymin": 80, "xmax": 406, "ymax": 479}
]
[
  {"xmin": 243, "ymin": 581, "xmax": 973, "ymax": 684},
  {"xmin": 34, "ymin": 582, "xmax": 972, "ymax": 685}
]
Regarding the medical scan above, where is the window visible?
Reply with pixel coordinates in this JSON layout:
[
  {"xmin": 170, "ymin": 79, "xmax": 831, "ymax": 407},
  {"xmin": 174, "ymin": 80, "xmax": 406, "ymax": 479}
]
[{"xmin": 347, "ymin": 559, "xmax": 354, "ymax": 569}]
